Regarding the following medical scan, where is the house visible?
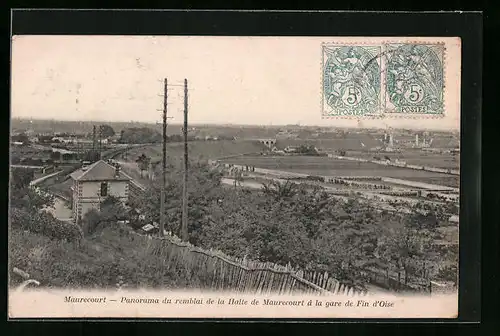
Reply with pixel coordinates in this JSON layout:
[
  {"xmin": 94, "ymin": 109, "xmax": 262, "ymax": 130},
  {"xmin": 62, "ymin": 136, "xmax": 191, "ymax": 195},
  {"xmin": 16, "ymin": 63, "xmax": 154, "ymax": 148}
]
[
  {"xmin": 70, "ymin": 160, "xmax": 132, "ymax": 224},
  {"xmin": 51, "ymin": 148, "xmax": 79, "ymax": 163},
  {"xmin": 51, "ymin": 137, "xmax": 73, "ymax": 144},
  {"xmin": 109, "ymin": 134, "xmax": 121, "ymax": 143}
]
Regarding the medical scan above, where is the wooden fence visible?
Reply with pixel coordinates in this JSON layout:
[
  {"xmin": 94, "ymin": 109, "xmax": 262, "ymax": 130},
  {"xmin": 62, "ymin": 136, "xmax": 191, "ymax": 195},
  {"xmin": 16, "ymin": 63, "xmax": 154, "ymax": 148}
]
[
  {"xmin": 128, "ymin": 229, "xmax": 367, "ymax": 297},
  {"xmin": 361, "ymin": 268, "xmax": 431, "ymax": 294},
  {"xmin": 121, "ymin": 162, "xmax": 365, "ymax": 296}
]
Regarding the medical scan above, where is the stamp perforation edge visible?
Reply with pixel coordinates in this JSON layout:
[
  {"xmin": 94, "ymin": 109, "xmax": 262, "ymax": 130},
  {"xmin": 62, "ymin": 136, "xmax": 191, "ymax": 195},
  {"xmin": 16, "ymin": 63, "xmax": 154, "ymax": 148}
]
[
  {"xmin": 381, "ymin": 41, "xmax": 447, "ymax": 120},
  {"xmin": 320, "ymin": 42, "xmax": 384, "ymax": 120}
]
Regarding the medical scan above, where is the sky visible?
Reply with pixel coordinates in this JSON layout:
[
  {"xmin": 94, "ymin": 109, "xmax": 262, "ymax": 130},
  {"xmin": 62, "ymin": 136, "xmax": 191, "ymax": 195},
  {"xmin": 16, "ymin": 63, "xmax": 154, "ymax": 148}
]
[{"xmin": 11, "ymin": 35, "xmax": 461, "ymax": 130}]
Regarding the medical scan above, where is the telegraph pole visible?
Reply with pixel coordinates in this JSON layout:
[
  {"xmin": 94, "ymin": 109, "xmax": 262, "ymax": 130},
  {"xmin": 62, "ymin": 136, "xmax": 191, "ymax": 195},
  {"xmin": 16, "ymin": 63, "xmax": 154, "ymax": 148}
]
[
  {"xmin": 98, "ymin": 126, "xmax": 102, "ymax": 160},
  {"xmin": 160, "ymin": 78, "xmax": 168, "ymax": 238},
  {"xmin": 92, "ymin": 125, "xmax": 96, "ymax": 151},
  {"xmin": 181, "ymin": 79, "xmax": 189, "ymax": 242}
]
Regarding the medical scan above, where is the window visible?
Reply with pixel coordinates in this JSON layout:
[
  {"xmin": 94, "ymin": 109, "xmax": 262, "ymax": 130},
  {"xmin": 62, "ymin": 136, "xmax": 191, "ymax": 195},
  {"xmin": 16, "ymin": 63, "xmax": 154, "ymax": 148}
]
[{"xmin": 100, "ymin": 182, "xmax": 108, "ymax": 197}]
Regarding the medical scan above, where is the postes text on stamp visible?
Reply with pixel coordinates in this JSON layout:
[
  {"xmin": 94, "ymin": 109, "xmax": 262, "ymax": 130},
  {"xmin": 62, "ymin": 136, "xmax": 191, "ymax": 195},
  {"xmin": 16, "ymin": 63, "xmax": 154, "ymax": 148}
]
[
  {"xmin": 384, "ymin": 43, "xmax": 444, "ymax": 115},
  {"xmin": 322, "ymin": 45, "xmax": 381, "ymax": 117}
]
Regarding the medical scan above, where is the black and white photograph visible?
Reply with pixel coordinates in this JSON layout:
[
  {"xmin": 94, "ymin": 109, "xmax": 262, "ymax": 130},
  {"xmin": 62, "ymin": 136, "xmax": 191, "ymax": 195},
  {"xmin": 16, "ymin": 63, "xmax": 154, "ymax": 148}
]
[{"xmin": 9, "ymin": 34, "xmax": 462, "ymax": 319}]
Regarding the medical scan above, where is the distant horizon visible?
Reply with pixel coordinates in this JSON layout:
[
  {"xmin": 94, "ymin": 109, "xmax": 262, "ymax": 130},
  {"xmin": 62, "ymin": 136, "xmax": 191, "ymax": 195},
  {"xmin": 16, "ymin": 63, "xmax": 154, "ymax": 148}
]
[{"xmin": 10, "ymin": 117, "xmax": 459, "ymax": 133}]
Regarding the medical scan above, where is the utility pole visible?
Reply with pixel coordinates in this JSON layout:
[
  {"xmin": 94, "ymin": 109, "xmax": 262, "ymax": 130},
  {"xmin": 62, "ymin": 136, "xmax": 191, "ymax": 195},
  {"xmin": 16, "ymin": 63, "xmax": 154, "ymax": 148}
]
[
  {"xmin": 98, "ymin": 125, "xmax": 103, "ymax": 160},
  {"xmin": 92, "ymin": 125, "xmax": 96, "ymax": 151},
  {"xmin": 181, "ymin": 78, "xmax": 189, "ymax": 242},
  {"xmin": 159, "ymin": 78, "xmax": 168, "ymax": 238}
]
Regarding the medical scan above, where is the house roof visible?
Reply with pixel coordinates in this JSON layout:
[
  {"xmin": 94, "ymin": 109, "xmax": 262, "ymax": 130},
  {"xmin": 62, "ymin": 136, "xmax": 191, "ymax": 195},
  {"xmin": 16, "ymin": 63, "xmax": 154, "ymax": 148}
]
[{"xmin": 70, "ymin": 160, "xmax": 131, "ymax": 182}]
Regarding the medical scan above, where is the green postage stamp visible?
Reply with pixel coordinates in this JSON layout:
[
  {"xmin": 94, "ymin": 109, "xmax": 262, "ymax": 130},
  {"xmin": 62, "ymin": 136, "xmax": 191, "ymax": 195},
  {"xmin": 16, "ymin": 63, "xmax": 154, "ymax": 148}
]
[
  {"xmin": 322, "ymin": 45, "xmax": 382, "ymax": 117},
  {"xmin": 322, "ymin": 42, "xmax": 445, "ymax": 118},
  {"xmin": 384, "ymin": 43, "xmax": 444, "ymax": 115}
]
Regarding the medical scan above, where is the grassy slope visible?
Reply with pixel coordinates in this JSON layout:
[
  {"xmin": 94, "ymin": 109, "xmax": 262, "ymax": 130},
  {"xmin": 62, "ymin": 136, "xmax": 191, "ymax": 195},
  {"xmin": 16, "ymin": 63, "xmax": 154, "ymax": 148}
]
[{"xmin": 9, "ymin": 225, "xmax": 200, "ymax": 289}]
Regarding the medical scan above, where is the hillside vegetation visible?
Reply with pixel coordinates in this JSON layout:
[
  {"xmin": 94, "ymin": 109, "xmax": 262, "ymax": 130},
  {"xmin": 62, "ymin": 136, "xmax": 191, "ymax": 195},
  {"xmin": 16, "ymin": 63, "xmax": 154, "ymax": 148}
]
[
  {"xmin": 136, "ymin": 162, "xmax": 458, "ymax": 290},
  {"xmin": 9, "ymin": 168, "xmax": 198, "ymax": 289},
  {"xmin": 9, "ymin": 162, "xmax": 457, "ymax": 292}
]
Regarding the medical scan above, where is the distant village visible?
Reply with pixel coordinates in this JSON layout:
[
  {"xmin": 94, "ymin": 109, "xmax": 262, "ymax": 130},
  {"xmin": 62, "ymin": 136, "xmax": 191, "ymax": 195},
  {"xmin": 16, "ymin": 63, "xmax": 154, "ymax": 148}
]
[{"xmin": 11, "ymin": 127, "xmax": 118, "ymax": 168}]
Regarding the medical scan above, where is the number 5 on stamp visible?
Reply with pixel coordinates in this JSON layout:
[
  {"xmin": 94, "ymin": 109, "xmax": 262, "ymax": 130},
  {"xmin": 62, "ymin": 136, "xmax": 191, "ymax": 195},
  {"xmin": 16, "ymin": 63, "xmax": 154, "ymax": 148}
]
[
  {"xmin": 321, "ymin": 45, "xmax": 382, "ymax": 118},
  {"xmin": 384, "ymin": 43, "xmax": 445, "ymax": 115}
]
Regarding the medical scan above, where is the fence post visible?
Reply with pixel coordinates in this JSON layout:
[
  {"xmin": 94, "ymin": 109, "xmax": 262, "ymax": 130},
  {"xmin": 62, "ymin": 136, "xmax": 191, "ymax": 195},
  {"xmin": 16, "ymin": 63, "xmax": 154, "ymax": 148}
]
[{"xmin": 397, "ymin": 271, "xmax": 401, "ymax": 291}]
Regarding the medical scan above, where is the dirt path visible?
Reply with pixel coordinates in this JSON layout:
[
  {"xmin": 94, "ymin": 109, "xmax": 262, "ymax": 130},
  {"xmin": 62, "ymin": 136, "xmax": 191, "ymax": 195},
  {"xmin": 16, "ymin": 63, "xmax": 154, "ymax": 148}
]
[{"xmin": 45, "ymin": 197, "xmax": 72, "ymax": 221}]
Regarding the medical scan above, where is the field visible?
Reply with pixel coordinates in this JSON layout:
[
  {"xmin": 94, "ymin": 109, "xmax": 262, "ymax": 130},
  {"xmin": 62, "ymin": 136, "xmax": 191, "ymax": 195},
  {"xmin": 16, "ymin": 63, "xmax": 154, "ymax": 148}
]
[
  {"xmin": 274, "ymin": 135, "xmax": 458, "ymax": 153},
  {"xmin": 124, "ymin": 140, "xmax": 267, "ymax": 163},
  {"xmin": 275, "ymin": 137, "xmax": 383, "ymax": 151},
  {"xmin": 219, "ymin": 155, "xmax": 459, "ymax": 187},
  {"xmin": 121, "ymin": 140, "xmax": 460, "ymax": 187},
  {"xmin": 393, "ymin": 176, "xmax": 459, "ymax": 188},
  {"xmin": 349, "ymin": 150, "xmax": 460, "ymax": 170}
]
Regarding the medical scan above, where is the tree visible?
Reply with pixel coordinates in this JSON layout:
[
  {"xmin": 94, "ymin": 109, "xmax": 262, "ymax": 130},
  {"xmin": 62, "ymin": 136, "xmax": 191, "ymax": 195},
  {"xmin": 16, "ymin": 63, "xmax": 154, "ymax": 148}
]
[
  {"xmin": 99, "ymin": 125, "xmax": 115, "ymax": 138},
  {"xmin": 132, "ymin": 158, "xmax": 452, "ymax": 291},
  {"xmin": 50, "ymin": 151, "xmax": 62, "ymax": 161},
  {"xmin": 139, "ymin": 160, "xmax": 224, "ymax": 244},
  {"xmin": 444, "ymin": 203, "xmax": 459, "ymax": 216},
  {"xmin": 81, "ymin": 209, "xmax": 102, "ymax": 236},
  {"xmin": 10, "ymin": 168, "xmax": 54, "ymax": 210},
  {"xmin": 10, "ymin": 167, "xmax": 81, "ymax": 243},
  {"xmin": 101, "ymin": 196, "xmax": 128, "ymax": 220},
  {"xmin": 83, "ymin": 150, "xmax": 100, "ymax": 162},
  {"xmin": 11, "ymin": 168, "xmax": 34, "ymax": 191},
  {"xmin": 229, "ymin": 167, "xmax": 244, "ymax": 189},
  {"xmin": 136, "ymin": 154, "xmax": 151, "ymax": 178},
  {"xmin": 434, "ymin": 244, "xmax": 458, "ymax": 285},
  {"xmin": 81, "ymin": 196, "xmax": 127, "ymax": 236},
  {"xmin": 11, "ymin": 133, "xmax": 30, "ymax": 145},
  {"xmin": 261, "ymin": 180, "xmax": 298, "ymax": 200},
  {"xmin": 375, "ymin": 211, "xmax": 439, "ymax": 288},
  {"xmin": 120, "ymin": 127, "xmax": 161, "ymax": 144},
  {"xmin": 296, "ymin": 144, "xmax": 318, "ymax": 155}
]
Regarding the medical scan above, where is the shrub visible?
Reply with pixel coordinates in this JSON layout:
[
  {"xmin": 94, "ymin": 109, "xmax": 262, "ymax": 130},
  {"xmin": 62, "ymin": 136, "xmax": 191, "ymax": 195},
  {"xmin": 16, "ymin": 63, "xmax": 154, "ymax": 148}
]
[
  {"xmin": 10, "ymin": 224, "xmax": 202, "ymax": 289},
  {"xmin": 81, "ymin": 209, "xmax": 102, "ymax": 236},
  {"xmin": 10, "ymin": 207, "xmax": 82, "ymax": 243}
]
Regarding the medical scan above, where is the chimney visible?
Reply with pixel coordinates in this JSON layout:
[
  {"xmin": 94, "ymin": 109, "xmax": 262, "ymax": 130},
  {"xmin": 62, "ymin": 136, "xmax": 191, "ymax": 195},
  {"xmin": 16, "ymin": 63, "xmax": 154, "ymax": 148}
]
[{"xmin": 115, "ymin": 164, "xmax": 121, "ymax": 178}]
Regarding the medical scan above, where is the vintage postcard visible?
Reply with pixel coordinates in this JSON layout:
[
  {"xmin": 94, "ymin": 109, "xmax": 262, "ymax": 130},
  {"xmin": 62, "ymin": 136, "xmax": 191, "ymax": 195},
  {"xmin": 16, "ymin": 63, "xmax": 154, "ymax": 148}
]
[{"xmin": 9, "ymin": 35, "xmax": 461, "ymax": 319}]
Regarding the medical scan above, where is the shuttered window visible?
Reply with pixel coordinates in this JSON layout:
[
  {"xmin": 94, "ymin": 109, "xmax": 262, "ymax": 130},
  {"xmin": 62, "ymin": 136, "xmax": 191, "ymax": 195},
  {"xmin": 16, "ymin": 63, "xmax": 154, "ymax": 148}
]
[{"xmin": 100, "ymin": 182, "xmax": 108, "ymax": 197}]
